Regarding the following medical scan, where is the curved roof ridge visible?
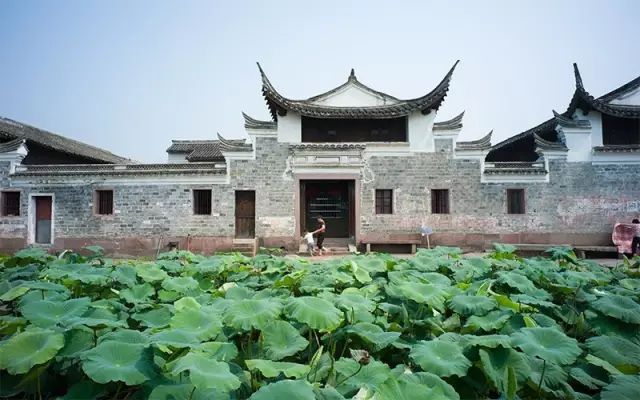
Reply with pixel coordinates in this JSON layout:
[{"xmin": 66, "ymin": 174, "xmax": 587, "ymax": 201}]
[
  {"xmin": 0, "ymin": 138, "xmax": 26, "ymax": 153},
  {"xmin": 217, "ymin": 132, "xmax": 252, "ymax": 152},
  {"xmin": 242, "ymin": 112, "xmax": 277, "ymax": 130},
  {"xmin": 534, "ymin": 132, "xmax": 567, "ymax": 151},
  {"xmin": 257, "ymin": 61, "xmax": 460, "ymax": 120},
  {"xmin": 456, "ymin": 130, "xmax": 492, "ymax": 149},
  {"xmin": 434, "ymin": 111, "xmax": 465, "ymax": 130}
]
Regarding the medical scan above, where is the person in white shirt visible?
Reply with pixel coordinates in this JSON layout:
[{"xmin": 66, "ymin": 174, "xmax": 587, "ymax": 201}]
[{"xmin": 301, "ymin": 231, "xmax": 315, "ymax": 256}]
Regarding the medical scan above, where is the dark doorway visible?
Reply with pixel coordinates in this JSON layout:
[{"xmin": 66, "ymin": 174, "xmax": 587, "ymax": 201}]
[
  {"xmin": 300, "ymin": 180, "xmax": 354, "ymax": 238},
  {"xmin": 34, "ymin": 196, "xmax": 52, "ymax": 244},
  {"xmin": 235, "ymin": 191, "xmax": 255, "ymax": 238}
]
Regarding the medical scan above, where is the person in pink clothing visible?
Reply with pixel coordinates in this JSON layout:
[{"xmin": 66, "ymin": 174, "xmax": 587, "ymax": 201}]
[{"xmin": 632, "ymin": 218, "xmax": 640, "ymax": 256}]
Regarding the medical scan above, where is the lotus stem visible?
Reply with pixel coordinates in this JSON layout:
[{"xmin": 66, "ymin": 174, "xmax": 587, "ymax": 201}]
[
  {"xmin": 537, "ymin": 359, "xmax": 546, "ymax": 398},
  {"xmin": 188, "ymin": 386, "xmax": 196, "ymax": 400},
  {"xmin": 336, "ymin": 363, "xmax": 363, "ymax": 387}
]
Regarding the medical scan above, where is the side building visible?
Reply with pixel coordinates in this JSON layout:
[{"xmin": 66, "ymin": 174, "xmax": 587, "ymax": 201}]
[{"xmin": 1, "ymin": 63, "xmax": 639, "ymax": 256}]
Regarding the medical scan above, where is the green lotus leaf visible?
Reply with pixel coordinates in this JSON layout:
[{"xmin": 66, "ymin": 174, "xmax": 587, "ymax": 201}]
[
  {"xmin": 511, "ymin": 327, "xmax": 582, "ymax": 364},
  {"xmin": 334, "ymin": 292, "xmax": 375, "ymax": 323},
  {"xmin": 285, "ymin": 296, "xmax": 343, "ymax": 332},
  {"xmin": 375, "ymin": 377, "xmax": 439, "ymax": 400},
  {"xmin": 463, "ymin": 334, "xmax": 512, "ymax": 349},
  {"xmin": 132, "ymin": 307, "xmax": 172, "ymax": 328},
  {"xmin": 335, "ymin": 358, "xmax": 392, "ymax": 394},
  {"xmin": 524, "ymin": 354, "xmax": 568, "ymax": 392},
  {"xmin": 601, "ymin": 374, "xmax": 640, "ymax": 400},
  {"xmin": 66, "ymin": 307, "xmax": 127, "ymax": 329},
  {"xmin": 120, "ymin": 283, "xmax": 155, "ymax": 305},
  {"xmin": 410, "ymin": 340, "xmax": 471, "ymax": 377},
  {"xmin": 386, "ymin": 282, "xmax": 448, "ymax": 311},
  {"xmin": 0, "ymin": 327, "xmax": 64, "ymax": 374},
  {"xmin": 198, "ymin": 341, "xmax": 238, "ymax": 361},
  {"xmin": 223, "ymin": 298, "xmax": 282, "ymax": 331},
  {"xmin": 249, "ymin": 379, "xmax": 315, "ymax": 400},
  {"xmin": 82, "ymin": 341, "xmax": 156, "ymax": 385},
  {"xmin": 410, "ymin": 255, "xmax": 440, "ymax": 271},
  {"xmin": 479, "ymin": 346, "xmax": 531, "ymax": 393},
  {"xmin": 245, "ymin": 359, "xmax": 310, "ymax": 378},
  {"xmin": 586, "ymin": 335, "xmax": 640, "ymax": 370},
  {"xmin": 498, "ymin": 272, "xmax": 538, "ymax": 293},
  {"xmin": 585, "ymin": 354, "xmax": 623, "ymax": 375},
  {"xmin": 161, "ymin": 276, "xmax": 200, "ymax": 294},
  {"xmin": 169, "ymin": 351, "xmax": 240, "ymax": 392},
  {"xmin": 464, "ymin": 309, "xmax": 513, "ymax": 332},
  {"xmin": 398, "ymin": 372, "xmax": 460, "ymax": 400},
  {"xmin": 110, "ymin": 265, "xmax": 138, "ymax": 287},
  {"xmin": 356, "ymin": 257, "xmax": 387, "ymax": 273},
  {"xmin": 585, "ymin": 310, "xmax": 639, "ymax": 340},
  {"xmin": 591, "ymin": 294, "xmax": 640, "ymax": 324},
  {"xmin": 20, "ymin": 297, "xmax": 91, "ymax": 328},
  {"xmin": 448, "ymin": 295, "xmax": 497, "ymax": 315},
  {"xmin": 59, "ymin": 380, "xmax": 106, "ymax": 400},
  {"xmin": 348, "ymin": 260, "xmax": 372, "ymax": 284},
  {"xmin": 261, "ymin": 320, "xmax": 309, "ymax": 360},
  {"xmin": 511, "ymin": 294, "xmax": 558, "ymax": 309},
  {"xmin": 0, "ymin": 285, "xmax": 30, "ymax": 301},
  {"xmin": 58, "ymin": 328, "xmax": 94, "ymax": 358},
  {"xmin": 170, "ymin": 306, "xmax": 222, "ymax": 340},
  {"xmin": 346, "ymin": 323, "xmax": 400, "ymax": 351},
  {"xmin": 135, "ymin": 264, "xmax": 169, "ymax": 283},
  {"xmin": 569, "ymin": 364, "xmax": 609, "ymax": 389},
  {"xmin": 148, "ymin": 383, "xmax": 220, "ymax": 400},
  {"xmin": 98, "ymin": 329, "xmax": 150, "ymax": 345},
  {"xmin": 150, "ymin": 329, "xmax": 201, "ymax": 348},
  {"xmin": 0, "ymin": 315, "xmax": 27, "ymax": 336},
  {"xmin": 64, "ymin": 264, "xmax": 111, "ymax": 285}
]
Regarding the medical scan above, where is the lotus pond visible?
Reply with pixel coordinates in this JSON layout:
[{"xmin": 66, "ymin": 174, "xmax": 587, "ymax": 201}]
[{"xmin": 1, "ymin": 245, "xmax": 639, "ymax": 399}]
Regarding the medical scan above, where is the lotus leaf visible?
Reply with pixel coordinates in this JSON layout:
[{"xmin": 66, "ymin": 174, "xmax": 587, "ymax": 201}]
[
  {"xmin": 20, "ymin": 297, "xmax": 91, "ymax": 328},
  {"xmin": 591, "ymin": 294, "xmax": 640, "ymax": 324},
  {"xmin": 511, "ymin": 327, "xmax": 581, "ymax": 364},
  {"xmin": 375, "ymin": 377, "xmax": 439, "ymax": 400},
  {"xmin": 0, "ymin": 327, "xmax": 64, "ymax": 374},
  {"xmin": 524, "ymin": 355, "xmax": 568, "ymax": 392},
  {"xmin": 569, "ymin": 364, "xmax": 609, "ymax": 389},
  {"xmin": 82, "ymin": 341, "xmax": 156, "ymax": 385},
  {"xmin": 448, "ymin": 295, "xmax": 497, "ymax": 315},
  {"xmin": 120, "ymin": 283, "xmax": 155, "ymax": 305},
  {"xmin": 135, "ymin": 265, "xmax": 169, "ymax": 283},
  {"xmin": 285, "ymin": 296, "xmax": 343, "ymax": 332},
  {"xmin": 345, "ymin": 323, "xmax": 400, "ymax": 351},
  {"xmin": 335, "ymin": 358, "xmax": 392, "ymax": 393},
  {"xmin": 586, "ymin": 335, "xmax": 640, "ymax": 370},
  {"xmin": 168, "ymin": 351, "xmax": 240, "ymax": 392},
  {"xmin": 60, "ymin": 380, "xmax": 106, "ymax": 400},
  {"xmin": 170, "ymin": 307, "xmax": 222, "ymax": 340},
  {"xmin": 248, "ymin": 379, "xmax": 315, "ymax": 400},
  {"xmin": 386, "ymin": 282, "xmax": 448, "ymax": 311},
  {"xmin": 464, "ymin": 309, "xmax": 513, "ymax": 332},
  {"xmin": 148, "ymin": 383, "xmax": 220, "ymax": 400},
  {"xmin": 398, "ymin": 372, "xmax": 460, "ymax": 400},
  {"xmin": 479, "ymin": 346, "xmax": 531, "ymax": 393},
  {"xmin": 600, "ymin": 374, "xmax": 640, "ymax": 400},
  {"xmin": 410, "ymin": 340, "xmax": 471, "ymax": 377},
  {"xmin": 150, "ymin": 329, "xmax": 200, "ymax": 348},
  {"xmin": 260, "ymin": 320, "xmax": 309, "ymax": 360},
  {"xmin": 245, "ymin": 359, "xmax": 310, "ymax": 378},
  {"xmin": 161, "ymin": 276, "xmax": 199, "ymax": 294},
  {"xmin": 0, "ymin": 285, "xmax": 30, "ymax": 301},
  {"xmin": 223, "ymin": 298, "xmax": 282, "ymax": 330},
  {"xmin": 198, "ymin": 341, "xmax": 238, "ymax": 361},
  {"xmin": 132, "ymin": 307, "xmax": 172, "ymax": 328},
  {"xmin": 98, "ymin": 329, "xmax": 150, "ymax": 345},
  {"xmin": 58, "ymin": 328, "xmax": 94, "ymax": 358}
]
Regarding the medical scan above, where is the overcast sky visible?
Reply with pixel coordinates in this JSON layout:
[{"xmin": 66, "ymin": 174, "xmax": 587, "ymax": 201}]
[{"xmin": 1, "ymin": 0, "xmax": 639, "ymax": 162}]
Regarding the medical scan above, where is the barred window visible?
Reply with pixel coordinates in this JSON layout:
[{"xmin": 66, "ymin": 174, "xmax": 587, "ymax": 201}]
[
  {"xmin": 95, "ymin": 190, "xmax": 114, "ymax": 215},
  {"xmin": 507, "ymin": 189, "xmax": 525, "ymax": 214},
  {"xmin": 193, "ymin": 189, "xmax": 212, "ymax": 215},
  {"xmin": 375, "ymin": 189, "xmax": 393, "ymax": 214},
  {"xmin": 1, "ymin": 191, "xmax": 20, "ymax": 216},
  {"xmin": 431, "ymin": 189, "xmax": 450, "ymax": 214}
]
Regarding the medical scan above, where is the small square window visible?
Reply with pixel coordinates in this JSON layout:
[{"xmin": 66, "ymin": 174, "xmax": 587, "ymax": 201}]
[
  {"xmin": 95, "ymin": 190, "xmax": 114, "ymax": 215},
  {"xmin": 431, "ymin": 189, "xmax": 450, "ymax": 214},
  {"xmin": 193, "ymin": 189, "xmax": 212, "ymax": 215},
  {"xmin": 1, "ymin": 191, "xmax": 20, "ymax": 216},
  {"xmin": 375, "ymin": 189, "xmax": 393, "ymax": 214},
  {"xmin": 507, "ymin": 189, "xmax": 525, "ymax": 214}
]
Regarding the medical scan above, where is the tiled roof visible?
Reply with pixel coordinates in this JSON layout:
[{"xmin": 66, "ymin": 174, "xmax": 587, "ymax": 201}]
[
  {"xmin": 289, "ymin": 143, "xmax": 367, "ymax": 151},
  {"xmin": 242, "ymin": 113, "xmax": 276, "ymax": 130},
  {"xmin": 0, "ymin": 138, "xmax": 26, "ymax": 153},
  {"xmin": 166, "ymin": 137, "xmax": 251, "ymax": 162},
  {"xmin": 456, "ymin": 130, "xmax": 492, "ymax": 150},
  {"xmin": 434, "ymin": 111, "xmax": 465, "ymax": 131},
  {"xmin": 534, "ymin": 133, "xmax": 568, "ymax": 152},
  {"xmin": 592, "ymin": 145, "xmax": 640, "ymax": 153},
  {"xmin": 258, "ymin": 61, "xmax": 459, "ymax": 120},
  {"xmin": 12, "ymin": 162, "xmax": 227, "ymax": 177},
  {"xmin": 0, "ymin": 117, "xmax": 131, "ymax": 164}
]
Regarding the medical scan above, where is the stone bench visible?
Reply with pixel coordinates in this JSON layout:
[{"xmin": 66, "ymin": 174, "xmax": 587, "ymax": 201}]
[{"xmin": 362, "ymin": 237, "xmax": 422, "ymax": 254}]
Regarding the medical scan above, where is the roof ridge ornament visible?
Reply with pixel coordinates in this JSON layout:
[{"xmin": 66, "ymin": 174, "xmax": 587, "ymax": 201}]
[
  {"xmin": 573, "ymin": 63, "xmax": 585, "ymax": 90},
  {"xmin": 348, "ymin": 68, "xmax": 357, "ymax": 82},
  {"xmin": 434, "ymin": 111, "xmax": 465, "ymax": 130}
]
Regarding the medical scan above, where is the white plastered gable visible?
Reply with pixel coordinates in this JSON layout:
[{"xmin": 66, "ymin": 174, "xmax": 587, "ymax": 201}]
[
  {"xmin": 608, "ymin": 86, "xmax": 640, "ymax": 106},
  {"xmin": 308, "ymin": 82, "xmax": 399, "ymax": 107}
]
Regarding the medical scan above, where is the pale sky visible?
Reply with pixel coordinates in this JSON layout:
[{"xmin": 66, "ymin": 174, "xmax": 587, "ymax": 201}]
[{"xmin": 1, "ymin": 0, "xmax": 638, "ymax": 162}]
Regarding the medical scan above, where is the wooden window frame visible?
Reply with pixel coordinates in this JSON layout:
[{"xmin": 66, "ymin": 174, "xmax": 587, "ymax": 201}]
[
  {"xmin": 93, "ymin": 189, "xmax": 114, "ymax": 216},
  {"xmin": 507, "ymin": 189, "xmax": 526, "ymax": 215},
  {"xmin": 375, "ymin": 189, "xmax": 393, "ymax": 214},
  {"xmin": 431, "ymin": 189, "xmax": 450, "ymax": 214},
  {"xmin": 193, "ymin": 189, "xmax": 212, "ymax": 215},
  {"xmin": 1, "ymin": 190, "xmax": 21, "ymax": 217}
]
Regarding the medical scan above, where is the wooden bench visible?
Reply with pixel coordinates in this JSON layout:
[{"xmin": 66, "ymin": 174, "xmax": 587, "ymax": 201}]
[{"xmin": 362, "ymin": 237, "xmax": 422, "ymax": 254}]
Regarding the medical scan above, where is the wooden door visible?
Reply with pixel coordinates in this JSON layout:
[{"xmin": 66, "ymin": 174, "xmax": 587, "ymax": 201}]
[
  {"xmin": 299, "ymin": 181, "xmax": 307, "ymax": 234},
  {"xmin": 348, "ymin": 180, "xmax": 355, "ymax": 239},
  {"xmin": 235, "ymin": 191, "xmax": 255, "ymax": 238},
  {"xmin": 35, "ymin": 196, "xmax": 52, "ymax": 244}
]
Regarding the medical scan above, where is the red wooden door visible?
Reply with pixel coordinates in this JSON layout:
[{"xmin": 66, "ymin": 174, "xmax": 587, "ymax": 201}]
[
  {"xmin": 35, "ymin": 196, "xmax": 52, "ymax": 244},
  {"xmin": 235, "ymin": 191, "xmax": 255, "ymax": 238}
]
